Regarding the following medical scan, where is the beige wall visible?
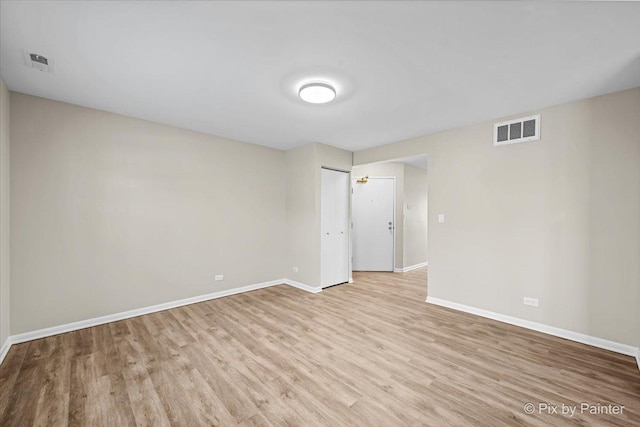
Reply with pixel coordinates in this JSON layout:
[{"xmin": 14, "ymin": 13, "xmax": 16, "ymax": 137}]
[
  {"xmin": 0, "ymin": 78, "xmax": 10, "ymax": 348},
  {"xmin": 10, "ymin": 93, "xmax": 287, "ymax": 334},
  {"xmin": 316, "ymin": 142, "xmax": 352, "ymax": 171},
  {"xmin": 354, "ymin": 87, "xmax": 640, "ymax": 347},
  {"xmin": 286, "ymin": 142, "xmax": 352, "ymax": 287},
  {"xmin": 403, "ymin": 164, "xmax": 428, "ymax": 268},
  {"xmin": 285, "ymin": 143, "xmax": 318, "ymax": 286},
  {"xmin": 7, "ymin": 84, "xmax": 638, "ymax": 351}
]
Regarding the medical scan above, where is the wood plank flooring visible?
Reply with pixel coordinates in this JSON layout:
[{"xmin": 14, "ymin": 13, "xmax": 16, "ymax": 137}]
[{"xmin": 1, "ymin": 267, "xmax": 639, "ymax": 426}]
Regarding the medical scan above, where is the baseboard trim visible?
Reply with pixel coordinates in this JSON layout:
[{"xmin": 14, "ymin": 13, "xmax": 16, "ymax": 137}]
[
  {"xmin": 426, "ymin": 296, "xmax": 639, "ymax": 358},
  {"xmin": 636, "ymin": 350, "xmax": 640, "ymax": 372},
  {"xmin": 2, "ymin": 277, "xmax": 325, "ymax": 362},
  {"xmin": 0, "ymin": 337, "xmax": 11, "ymax": 366},
  {"xmin": 11, "ymin": 279, "xmax": 286, "ymax": 346},
  {"xmin": 283, "ymin": 279, "xmax": 322, "ymax": 294},
  {"xmin": 348, "ymin": 277, "xmax": 354, "ymax": 283},
  {"xmin": 394, "ymin": 261, "xmax": 428, "ymax": 273}
]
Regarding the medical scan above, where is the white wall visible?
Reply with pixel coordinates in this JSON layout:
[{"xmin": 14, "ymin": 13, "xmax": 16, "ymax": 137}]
[
  {"xmin": 0, "ymin": 77, "xmax": 10, "ymax": 349},
  {"xmin": 10, "ymin": 93, "xmax": 287, "ymax": 334},
  {"xmin": 354, "ymin": 87, "xmax": 640, "ymax": 347}
]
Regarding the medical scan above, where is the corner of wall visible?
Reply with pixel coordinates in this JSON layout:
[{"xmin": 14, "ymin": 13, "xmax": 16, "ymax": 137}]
[
  {"xmin": 637, "ymin": 303, "xmax": 640, "ymax": 372},
  {"xmin": 355, "ymin": 87, "xmax": 640, "ymax": 351},
  {"xmin": 284, "ymin": 142, "xmax": 353, "ymax": 289},
  {"xmin": 284, "ymin": 143, "xmax": 321, "ymax": 288},
  {"xmin": 0, "ymin": 76, "xmax": 11, "ymax": 356}
]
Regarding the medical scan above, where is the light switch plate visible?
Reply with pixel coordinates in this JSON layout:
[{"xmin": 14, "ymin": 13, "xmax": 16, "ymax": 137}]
[
  {"xmin": 215, "ymin": 275, "xmax": 224, "ymax": 281},
  {"xmin": 438, "ymin": 214, "xmax": 445, "ymax": 223}
]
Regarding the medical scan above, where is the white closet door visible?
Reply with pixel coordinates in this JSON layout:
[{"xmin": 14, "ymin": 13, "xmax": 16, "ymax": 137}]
[
  {"xmin": 333, "ymin": 170, "xmax": 350, "ymax": 284},
  {"xmin": 321, "ymin": 168, "xmax": 350, "ymax": 288},
  {"xmin": 321, "ymin": 168, "xmax": 336, "ymax": 287}
]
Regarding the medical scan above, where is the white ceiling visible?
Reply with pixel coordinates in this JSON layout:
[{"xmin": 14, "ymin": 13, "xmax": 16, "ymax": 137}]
[{"xmin": 1, "ymin": 1, "xmax": 639, "ymax": 151}]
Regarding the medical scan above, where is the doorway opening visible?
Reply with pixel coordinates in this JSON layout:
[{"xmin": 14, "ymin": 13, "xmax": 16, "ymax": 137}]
[{"xmin": 351, "ymin": 156, "xmax": 428, "ymax": 285}]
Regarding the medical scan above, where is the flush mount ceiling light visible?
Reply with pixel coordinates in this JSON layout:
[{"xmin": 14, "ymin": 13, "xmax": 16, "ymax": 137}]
[{"xmin": 298, "ymin": 82, "xmax": 336, "ymax": 104}]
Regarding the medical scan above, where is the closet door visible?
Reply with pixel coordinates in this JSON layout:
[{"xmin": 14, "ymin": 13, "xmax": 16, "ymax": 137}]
[
  {"xmin": 333, "ymin": 170, "xmax": 350, "ymax": 284},
  {"xmin": 321, "ymin": 168, "xmax": 350, "ymax": 288}
]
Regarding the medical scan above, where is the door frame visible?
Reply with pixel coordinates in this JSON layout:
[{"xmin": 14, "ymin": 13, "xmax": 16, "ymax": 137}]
[
  {"xmin": 320, "ymin": 166, "xmax": 352, "ymax": 287},
  {"xmin": 351, "ymin": 175, "xmax": 396, "ymax": 272}
]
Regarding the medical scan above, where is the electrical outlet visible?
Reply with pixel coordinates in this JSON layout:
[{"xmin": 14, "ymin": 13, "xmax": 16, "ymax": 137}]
[
  {"xmin": 292, "ymin": 267, "xmax": 298, "ymax": 272},
  {"xmin": 438, "ymin": 214, "xmax": 445, "ymax": 223},
  {"xmin": 215, "ymin": 275, "xmax": 224, "ymax": 281},
  {"xmin": 523, "ymin": 297, "xmax": 538, "ymax": 307}
]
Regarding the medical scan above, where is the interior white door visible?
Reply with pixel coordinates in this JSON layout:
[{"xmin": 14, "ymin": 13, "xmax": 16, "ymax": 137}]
[
  {"xmin": 352, "ymin": 177, "xmax": 395, "ymax": 271},
  {"xmin": 321, "ymin": 168, "xmax": 350, "ymax": 287}
]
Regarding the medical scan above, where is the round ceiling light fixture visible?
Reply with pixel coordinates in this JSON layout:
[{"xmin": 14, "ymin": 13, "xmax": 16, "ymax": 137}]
[{"xmin": 298, "ymin": 82, "xmax": 336, "ymax": 104}]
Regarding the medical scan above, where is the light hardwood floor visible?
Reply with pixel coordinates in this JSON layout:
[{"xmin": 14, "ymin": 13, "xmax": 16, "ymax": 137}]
[{"xmin": 1, "ymin": 268, "xmax": 639, "ymax": 426}]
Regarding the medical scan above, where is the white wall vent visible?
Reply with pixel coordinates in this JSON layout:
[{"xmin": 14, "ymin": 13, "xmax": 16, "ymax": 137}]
[
  {"xmin": 21, "ymin": 49, "xmax": 54, "ymax": 73},
  {"xmin": 493, "ymin": 114, "xmax": 540, "ymax": 146}
]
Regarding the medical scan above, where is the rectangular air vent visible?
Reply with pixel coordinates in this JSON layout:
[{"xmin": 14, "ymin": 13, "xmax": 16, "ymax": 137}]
[
  {"xmin": 21, "ymin": 49, "xmax": 54, "ymax": 73},
  {"xmin": 493, "ymin": 114, "xmax": 540, "ymax": 146}
]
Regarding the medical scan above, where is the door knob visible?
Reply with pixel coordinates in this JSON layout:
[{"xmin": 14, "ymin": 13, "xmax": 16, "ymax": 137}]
[{"xmin": 388, "ymin": 222, "xmax": 392, "ymax": 225}]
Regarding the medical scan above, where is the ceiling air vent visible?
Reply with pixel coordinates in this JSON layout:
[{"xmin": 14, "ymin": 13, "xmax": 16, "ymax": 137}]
[
  {"xmin": 21, "ymin": 50, "xmax": 54, "ymax": 73},
  {"xmin": 493, "ymin": 114, "xmax": 540, "ymax": 147}
]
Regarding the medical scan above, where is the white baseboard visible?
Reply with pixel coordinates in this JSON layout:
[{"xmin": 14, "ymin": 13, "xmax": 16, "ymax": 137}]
[
  {"xmin": 283, "ymin": 279, "xmax": 322, "ymax": 294},
  {"xmin": 10, "ymin": 279, "xmax": 294, "ymax": 346},
  {"xmin": 348, "ymin": 277, "xmax": 354, "ymax": 283},
  {"xmin": 5, "ymin": 281, "xmax": 636, "ymax": 373},
  {"xmin": 0, "ymin": 336, "xmax": 11, "ymax": 366},
  {"xmin": 1, "ymin": 277, "xmax": 324, "ymax": 363},
  {"xmin": 394, "ymin": 261, "xmax": 428, "ymax": 273},
  {"xmin": 426, "ymin": 296, "xmax": 639, "ymax": 358}
]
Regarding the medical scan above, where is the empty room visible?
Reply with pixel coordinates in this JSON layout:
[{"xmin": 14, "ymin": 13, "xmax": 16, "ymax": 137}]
[{"xmin": 1, "ymin": 1, "xmax": 639, "ymax": 426}]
